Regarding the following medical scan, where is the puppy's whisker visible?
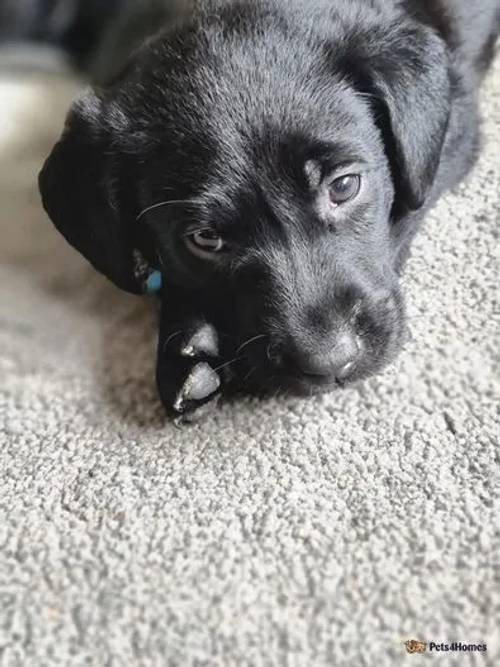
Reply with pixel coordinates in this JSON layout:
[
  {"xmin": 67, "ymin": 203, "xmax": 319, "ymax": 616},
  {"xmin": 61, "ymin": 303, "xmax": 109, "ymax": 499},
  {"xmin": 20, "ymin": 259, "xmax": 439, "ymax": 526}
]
[
  {"xmin": 162, "ymin": 330, "xmax": 183, "ymax": 354},
  {"xmin": 243, "ymin": 366, "xmax": 257, "ymax": 384},
  {"xmin": 213, "ymin": 356, "xmax": 244, "ymax": 373},
  {"xmin": 136, "ymin": 199, "xmax": 202, "ymax": 221},
  {"xmin": 237, "ymin": 334, "xmax": 267, "ymax": 355}
]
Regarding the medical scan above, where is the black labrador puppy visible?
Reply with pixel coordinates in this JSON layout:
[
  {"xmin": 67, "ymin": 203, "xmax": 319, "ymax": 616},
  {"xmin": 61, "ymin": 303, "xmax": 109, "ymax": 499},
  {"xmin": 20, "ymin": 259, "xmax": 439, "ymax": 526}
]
[{"xmin": 39, "ymin": 0, "xmax": 500, "ymax": 422}]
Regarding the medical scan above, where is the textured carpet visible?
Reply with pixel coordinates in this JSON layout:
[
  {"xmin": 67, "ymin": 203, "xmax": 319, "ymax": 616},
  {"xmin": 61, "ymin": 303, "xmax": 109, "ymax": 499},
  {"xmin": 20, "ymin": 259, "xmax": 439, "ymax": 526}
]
[{"xmin": 0, "ymin": 54, "xmax": 499, "ymax": 667}]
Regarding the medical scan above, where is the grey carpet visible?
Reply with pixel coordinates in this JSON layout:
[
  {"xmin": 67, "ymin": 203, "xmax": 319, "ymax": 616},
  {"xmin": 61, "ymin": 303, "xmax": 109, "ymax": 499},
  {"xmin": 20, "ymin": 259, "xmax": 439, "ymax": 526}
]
[{"xmin": 0, "ymin": 56, "xmax": 499, "ymax": 667}]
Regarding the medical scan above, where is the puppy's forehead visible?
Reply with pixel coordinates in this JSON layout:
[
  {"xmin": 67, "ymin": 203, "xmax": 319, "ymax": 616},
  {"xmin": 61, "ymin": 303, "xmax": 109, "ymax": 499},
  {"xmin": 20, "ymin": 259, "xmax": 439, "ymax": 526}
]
[
  {"xmin": 129, "ymin": 20, "xmax": 383, "ymax": 210},
  {"xmin": 123, "ymin": 17, "xmax": 373, "ymax": 146}
]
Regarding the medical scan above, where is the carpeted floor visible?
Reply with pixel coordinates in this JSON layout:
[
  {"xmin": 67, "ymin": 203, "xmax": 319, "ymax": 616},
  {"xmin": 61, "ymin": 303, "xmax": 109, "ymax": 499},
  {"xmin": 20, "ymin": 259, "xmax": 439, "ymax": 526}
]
[{"xmin": 0, "ymin": 53, "xmax": 499, "ymax": 667}]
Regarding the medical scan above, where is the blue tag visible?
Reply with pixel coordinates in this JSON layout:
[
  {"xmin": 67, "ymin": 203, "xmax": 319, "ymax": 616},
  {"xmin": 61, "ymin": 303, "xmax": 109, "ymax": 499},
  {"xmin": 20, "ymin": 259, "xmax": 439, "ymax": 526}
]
[{"xmin": 146, "ymin": 271, "xmax": 163, "ymax": 294}]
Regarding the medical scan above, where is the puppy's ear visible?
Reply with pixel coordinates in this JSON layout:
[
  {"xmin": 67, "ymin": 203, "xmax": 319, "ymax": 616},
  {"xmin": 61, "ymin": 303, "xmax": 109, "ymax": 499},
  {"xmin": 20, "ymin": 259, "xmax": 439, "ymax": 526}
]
[
  {"xmin": 347, "ymin": 22, "xmax": 451, "ymax": 212},
  {"xmin": 39, "ymin": 93, "xmax": 143, "ymax": 294}
]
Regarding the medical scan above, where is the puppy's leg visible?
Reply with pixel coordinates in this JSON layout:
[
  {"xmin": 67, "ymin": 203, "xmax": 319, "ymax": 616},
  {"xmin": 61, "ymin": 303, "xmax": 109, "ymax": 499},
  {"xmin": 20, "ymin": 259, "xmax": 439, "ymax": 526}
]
[{"xmin": 156, "ymin": 298, "xmax": 227, "ymax": 424}]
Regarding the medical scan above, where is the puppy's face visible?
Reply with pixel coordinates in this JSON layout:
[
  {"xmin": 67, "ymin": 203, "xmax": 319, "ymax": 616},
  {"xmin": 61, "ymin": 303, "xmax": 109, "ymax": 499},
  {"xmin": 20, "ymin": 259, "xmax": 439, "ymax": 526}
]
[
  {"xmin": 39, "ymin": 2, "xmax": 451, "ymax": 395},
  {"xmin": 141, "ymin": 90, "xmax": 401, "ymax": 394}
]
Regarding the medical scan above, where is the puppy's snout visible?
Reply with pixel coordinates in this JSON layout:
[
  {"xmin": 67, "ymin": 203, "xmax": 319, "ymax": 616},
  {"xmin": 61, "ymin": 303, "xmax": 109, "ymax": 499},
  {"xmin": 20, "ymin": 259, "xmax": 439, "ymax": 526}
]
[{"xmin": 280, "ymin": 332, "xmax": 362, "ymax": 382}]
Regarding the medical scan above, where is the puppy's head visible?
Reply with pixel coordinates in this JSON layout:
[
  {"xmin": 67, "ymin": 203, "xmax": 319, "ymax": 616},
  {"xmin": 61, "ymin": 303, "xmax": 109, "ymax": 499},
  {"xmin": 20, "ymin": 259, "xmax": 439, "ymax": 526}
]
[{"xmin": 39, "ymin": 1, "xmax": 450, "ymax": 394}]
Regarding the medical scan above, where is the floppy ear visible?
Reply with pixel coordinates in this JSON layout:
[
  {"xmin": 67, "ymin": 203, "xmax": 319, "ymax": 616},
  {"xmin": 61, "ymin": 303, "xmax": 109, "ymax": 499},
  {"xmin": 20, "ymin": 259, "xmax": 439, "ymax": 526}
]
[
  {"xmin": 39, "ymin": 93, "xmax": 143, "ymax": 294},
  {"xmin": 345, "ymin": 21, "xmax": 451, "ymax": 213}
]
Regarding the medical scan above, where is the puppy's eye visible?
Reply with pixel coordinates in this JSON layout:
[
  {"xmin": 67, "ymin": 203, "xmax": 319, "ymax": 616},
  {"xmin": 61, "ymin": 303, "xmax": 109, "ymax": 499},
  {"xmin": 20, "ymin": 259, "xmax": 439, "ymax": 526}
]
[
  {"xmin": 186, "ymin": 229, "xmax": 225, "ymax": 255},
  {"xmin": 328, "ymin": 174, "xmax": 361, "ymax": 204}
]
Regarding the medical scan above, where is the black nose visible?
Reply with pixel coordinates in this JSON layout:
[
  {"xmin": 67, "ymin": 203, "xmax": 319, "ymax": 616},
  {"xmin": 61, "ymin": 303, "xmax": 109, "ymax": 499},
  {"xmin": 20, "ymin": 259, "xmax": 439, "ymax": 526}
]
[{"xmin": 285, "ymin": 333, "xmax": 361, "ymax": 381}]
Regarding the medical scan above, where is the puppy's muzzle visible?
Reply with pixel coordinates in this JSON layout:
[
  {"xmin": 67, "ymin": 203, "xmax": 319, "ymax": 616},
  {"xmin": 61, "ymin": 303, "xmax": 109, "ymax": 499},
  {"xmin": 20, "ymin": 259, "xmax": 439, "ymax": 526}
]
[{"xmin": 272, "ymin": 330, "xmax": 362, "ymax": 384}]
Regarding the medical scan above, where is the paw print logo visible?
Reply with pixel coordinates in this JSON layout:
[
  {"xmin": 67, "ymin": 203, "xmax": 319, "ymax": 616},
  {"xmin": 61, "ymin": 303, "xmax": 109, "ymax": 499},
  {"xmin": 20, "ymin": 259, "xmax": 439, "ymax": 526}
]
[{"xmin": 404, "ymin": 639, "xmax": 427, "ymax": 654}]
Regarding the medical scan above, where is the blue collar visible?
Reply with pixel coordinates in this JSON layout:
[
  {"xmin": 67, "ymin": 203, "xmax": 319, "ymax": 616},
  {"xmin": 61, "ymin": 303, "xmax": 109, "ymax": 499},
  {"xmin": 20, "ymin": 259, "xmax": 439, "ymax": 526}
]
[{"xmin": 145, "ymin": 270, "xmax": 163, "ymax": 294}]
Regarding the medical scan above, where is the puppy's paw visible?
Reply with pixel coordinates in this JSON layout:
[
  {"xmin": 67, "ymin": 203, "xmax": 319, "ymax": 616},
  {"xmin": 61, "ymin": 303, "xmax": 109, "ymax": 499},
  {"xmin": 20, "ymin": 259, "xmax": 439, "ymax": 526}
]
[
  {"xmin": 179, "ymin": 323, "xmax": 219, "ymax": 359},
  {"xmin": 157, "ymin": 321, "xmax": 224, "ymax": 424},
  {"xmin": 175, "ymin": 393, "xmax": 221, "ymax": 426},
  {"xmin": 173, "ymin": 362, "xmax": 221, "ymax": 424}
]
